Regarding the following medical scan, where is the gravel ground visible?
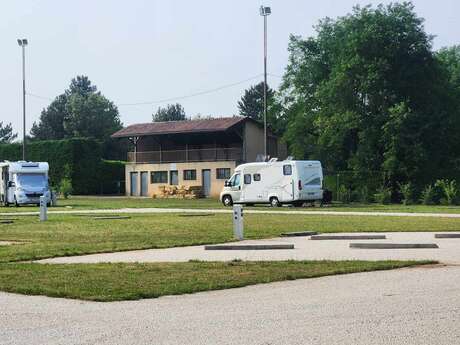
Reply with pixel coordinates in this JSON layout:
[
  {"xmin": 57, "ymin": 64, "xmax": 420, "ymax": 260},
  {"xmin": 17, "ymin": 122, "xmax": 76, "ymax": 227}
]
[
  {"xmin": 1, "ymin": 265, "xmax": 459, "ymax": 345},
  {"xmin": 39, "ymin": 232, "xmax": 460, "ymax": 264}
]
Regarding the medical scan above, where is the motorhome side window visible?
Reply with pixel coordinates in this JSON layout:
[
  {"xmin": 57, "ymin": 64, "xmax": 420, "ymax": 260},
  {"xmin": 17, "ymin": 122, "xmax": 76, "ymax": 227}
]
[
  {"xmin": 283, "ymin": 165, "xmax": 292, "ymax": 175},
  {"xmin": 253, "ymin": 173, "xmax": 261, "ymax": 181},
  {"xmin": 244, "ymin": 174, "xmax": 251, "ymax": 184}
]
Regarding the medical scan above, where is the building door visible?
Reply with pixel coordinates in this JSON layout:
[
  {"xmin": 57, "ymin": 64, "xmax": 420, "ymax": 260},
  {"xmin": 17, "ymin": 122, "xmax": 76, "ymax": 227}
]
[
  {"xmin": 202, "ymin": 169, "xmax": 211, "ymax": 197},
  {"xmin": 130, "ymin": 172, "xmax": 138, "ymax": 196},
  {"xmin": 140, "ymin": 171, "xmax": 148, "ymax": 196},
  {"xmin": 170, "ymin": 171, "xmax": 178, "ymax": 185}
]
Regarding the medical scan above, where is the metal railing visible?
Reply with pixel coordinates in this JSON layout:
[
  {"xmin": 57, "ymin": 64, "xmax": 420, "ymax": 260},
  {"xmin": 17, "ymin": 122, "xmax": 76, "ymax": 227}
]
[{"xmin": 127, "ymin": 147, "xmax": 243, "ymax": 163}]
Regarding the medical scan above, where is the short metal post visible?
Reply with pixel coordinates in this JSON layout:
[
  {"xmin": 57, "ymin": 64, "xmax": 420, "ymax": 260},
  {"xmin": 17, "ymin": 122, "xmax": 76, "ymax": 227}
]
[
  {"xmin": 39, "ymin": 195, "xmax": 47, "ymax": 221},
  {"xmin": 233, "ymin": 204, "xmax": 244, "ymax": 240}
]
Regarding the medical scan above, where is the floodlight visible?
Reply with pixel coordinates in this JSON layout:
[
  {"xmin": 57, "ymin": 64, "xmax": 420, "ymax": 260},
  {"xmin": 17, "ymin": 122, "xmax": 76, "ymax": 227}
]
[{"xmin": 260, "ymin": 6, "xmax": 271, "ymax": 16}]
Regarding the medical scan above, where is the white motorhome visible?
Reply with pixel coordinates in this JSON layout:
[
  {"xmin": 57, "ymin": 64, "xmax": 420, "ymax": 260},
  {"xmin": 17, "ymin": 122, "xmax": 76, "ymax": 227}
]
[
  {"xmin": 220, "ymin": 158, "xmax": 324, "ymax": 207},
  {"xmin": 0, "ymin": 161, "xmax": 51, "ymax": 206}
]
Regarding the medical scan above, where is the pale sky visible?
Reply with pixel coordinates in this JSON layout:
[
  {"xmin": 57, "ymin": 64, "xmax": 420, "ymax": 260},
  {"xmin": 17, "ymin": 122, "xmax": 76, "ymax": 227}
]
[{"xmin": 1, "ymin": 0, "xmax": 459, "ymax": 136}]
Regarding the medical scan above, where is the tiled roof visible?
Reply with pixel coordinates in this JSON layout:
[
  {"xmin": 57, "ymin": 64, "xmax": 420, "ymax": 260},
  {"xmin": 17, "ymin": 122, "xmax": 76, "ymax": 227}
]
[{"xmin": 111, "ymin": 116, "xmax": 249, "ymax": 138}]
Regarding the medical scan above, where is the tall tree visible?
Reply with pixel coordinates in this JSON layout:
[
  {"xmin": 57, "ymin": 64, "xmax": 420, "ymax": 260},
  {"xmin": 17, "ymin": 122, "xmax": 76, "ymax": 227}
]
[
  {"xmin": 0, "ymin": 122, "xmax": 17, "ymax": 143},
  {"xmin": 152, "ymin": 103, "xmax": 186, "ymax": 122},
  {"xmin": 238, "ymin": 82, "xmax": 274, "ymax": 122},
  {"xmin": 31, "ymin": 76, "xmax": 122, "ymax": 140},
  {"xmin": 279, "ymin": 3, "xmax": 458, "ymax": 190}
]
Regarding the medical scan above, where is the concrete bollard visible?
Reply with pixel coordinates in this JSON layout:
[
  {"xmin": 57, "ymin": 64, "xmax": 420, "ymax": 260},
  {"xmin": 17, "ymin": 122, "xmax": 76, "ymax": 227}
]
[
  {"xmin": 39, "ymin": 195, "xmax": 48, "ymax": 222},
  {"xmin": 233, "ymin": 204, "xmax": 244, "ymax": 240}
]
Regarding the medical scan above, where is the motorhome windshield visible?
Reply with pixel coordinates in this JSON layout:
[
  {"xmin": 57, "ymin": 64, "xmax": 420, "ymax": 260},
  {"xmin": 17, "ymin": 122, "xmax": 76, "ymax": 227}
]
[
  {"xmin": 229, "ymin": 173, "xmax": 241, "ymax": 187},
  {"xmin": 16, "ymin": 174, "xmax": 47, "ymax": 189}
]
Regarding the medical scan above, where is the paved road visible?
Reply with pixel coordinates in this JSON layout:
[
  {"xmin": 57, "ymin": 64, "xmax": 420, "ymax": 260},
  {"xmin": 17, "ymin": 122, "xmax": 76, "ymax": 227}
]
[
  {"xmin": 3, "ymin": 207, "xmax": 460, "ymax": 218},
  {"xmin": 1, "ymin": 265, "xmax": 459, "ymax": 345},
  {"xmin": 40, "ymin": 232, "xmax": 460, "ymax": 264}
]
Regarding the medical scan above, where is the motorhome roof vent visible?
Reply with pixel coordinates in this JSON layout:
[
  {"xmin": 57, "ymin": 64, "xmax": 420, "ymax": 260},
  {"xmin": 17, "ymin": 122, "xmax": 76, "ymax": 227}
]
[
  {"xmin": 269, "ymin": 158, "xmax": 278, "ymax": 162},
  {"xmin": 285, "ymin": 156, "xmax": 294, "ymax": 161}
]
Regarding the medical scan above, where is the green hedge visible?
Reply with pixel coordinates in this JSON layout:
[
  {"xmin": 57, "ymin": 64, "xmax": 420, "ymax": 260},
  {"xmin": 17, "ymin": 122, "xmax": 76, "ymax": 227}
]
[{"xmin": 0, "ymin": 139, "xmax": 125, "ymax": 195}]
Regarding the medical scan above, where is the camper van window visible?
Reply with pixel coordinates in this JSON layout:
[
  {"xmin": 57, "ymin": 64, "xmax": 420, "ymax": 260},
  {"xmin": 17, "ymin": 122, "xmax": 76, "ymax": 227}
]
[
  {"xmin": 244, "ymin": 174, "xmax": 251, "ymax": 184},
  {"xmin": 17, "ymin": 174, "xmax": 47, "ymax": 188},
  {"xmin": 283, "ymin": 165, "xmax": 292, "ymax": 176},
  {"xmin": 151, "ymin": 171, "xmax": 168, "ymax": 184},
  {"xmin": 232, "ymin": 174, "xmax": 241, "ymax": 187},
  {"xmin": 305, "ymin": 177, "xmax": 321, "ymax": 185},
  {"xmin": 253, "ymin": 173, "xmax": 261, "ymax": 181}
]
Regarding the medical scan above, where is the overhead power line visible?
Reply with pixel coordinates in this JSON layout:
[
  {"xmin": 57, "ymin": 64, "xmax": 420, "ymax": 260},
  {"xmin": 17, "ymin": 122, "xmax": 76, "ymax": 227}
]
[
  {"xmin": 26, "ymin": 92, "xmax": 53, "ymax": 101},
  {"xmin": 117, "ymin": 74, "xmax": 264, "ymax": 107},
  {"xmin": 24, "ymin": 72, "xmax": 282, "ymax": 107}
]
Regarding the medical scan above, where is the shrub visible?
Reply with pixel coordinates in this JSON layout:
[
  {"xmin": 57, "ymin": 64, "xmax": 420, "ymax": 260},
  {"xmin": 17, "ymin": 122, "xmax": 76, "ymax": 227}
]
[
  {"xmin": 60, "ymin": 178, "xmax": 73, "ymax": 199},
  {"xmin": 435, "ymin": 179, "xmax": 458, "ymax": 205},
  {"xmin": 355, "ymin": 185, "xmax": 371, "ymax": 203},
  {"xmin": 337, "ymin": 185, "xmax": 352, "ymax": 203},
  {"xmin": 419, "ymin": 184, "xmax": 437, "ymax": 205},
  {"xmin": 374, "ymin": 186, "xmax": 392, "ymax": 204},
  {"xmin": 398, "ymin": 182, "xmax": 414, "ymax": 205}
]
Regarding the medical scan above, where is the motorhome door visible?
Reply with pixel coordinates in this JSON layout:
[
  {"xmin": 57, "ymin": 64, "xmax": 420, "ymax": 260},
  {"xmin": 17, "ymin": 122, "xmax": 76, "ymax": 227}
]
[{"xmin": 281, "ymin": 164, "xmax": 294, "ymax": 202}]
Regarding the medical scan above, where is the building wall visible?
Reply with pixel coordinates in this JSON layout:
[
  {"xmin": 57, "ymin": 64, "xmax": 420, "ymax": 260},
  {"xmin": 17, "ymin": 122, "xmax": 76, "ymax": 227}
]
[
  {"xmin": 125, "ymin": 160, "xmax": 236, "ymax": 198},
  {"xmin": 243, "ymin": 121, "xmax": 265, "ymax": 161}
]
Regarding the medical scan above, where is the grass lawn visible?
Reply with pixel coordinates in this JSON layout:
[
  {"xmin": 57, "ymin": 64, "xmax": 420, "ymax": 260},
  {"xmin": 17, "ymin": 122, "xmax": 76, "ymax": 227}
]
[
  {"xmin": 0, "ymin": 212, "xmax": 446, "ymax": 301},
  {"xmin": 2, "ymin": 196, "xmax": 460, "ymax": 213},
  {"xmin": 0, "ymin": 212, "xmax": 459, "ymax": 263},
  {"xmin": 0, "ymin": 260, "xmax": 432, "ymax": 301}
]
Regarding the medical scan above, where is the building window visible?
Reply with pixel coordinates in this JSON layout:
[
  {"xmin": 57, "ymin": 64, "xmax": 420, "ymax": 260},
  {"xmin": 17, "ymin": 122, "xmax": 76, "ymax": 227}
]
[
  {"xmin": 253, "ymin": 173, "xmax": 261, "ymax": 181},
  {"xmin": 216, "ymin": 168, "xmax": 231, "ymax": 179},
  {"xmin": 244, "ymin": 174, "xmax": 251, "ymax": 184},
  {"xmin": 151, "ymin": 171, "xmax": 168, "ymax": 184},
  {"xmin": 183, "ymin": 169, "xmax": 196, "ymax": 181},
  {"xmin": 283, "ymin": 165, "xmax": 292, "ymax": 176}
]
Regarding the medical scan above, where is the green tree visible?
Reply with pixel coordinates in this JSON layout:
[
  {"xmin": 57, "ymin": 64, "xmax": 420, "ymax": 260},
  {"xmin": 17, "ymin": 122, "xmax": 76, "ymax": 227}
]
[
  {"xmin": 152, "ymin": 103, "xmax": 186, "ymax": 122},
  {"xmin": 0, "ymin": 122, "xmax": 17, "ymax": 143},
  {"xmin": 279, "ymin": 3, "xmax": 457, "ymax": 190},
  {"xmin": 437, "ymin": 46, "xmax": 460, "ymax": 92},
  {"xmin": 31, "ymin": 76, "xmax": 122, "ymax": 140},
  {"xmin": 238, "ymin": 82, "xmax": 274, "ymax": 121}
]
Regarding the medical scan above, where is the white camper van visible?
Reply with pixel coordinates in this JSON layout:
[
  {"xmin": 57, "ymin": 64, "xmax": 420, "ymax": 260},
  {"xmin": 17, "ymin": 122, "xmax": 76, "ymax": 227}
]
[
  {"xmin": 220, "ymin": 158, "xmax": 324, "ymax": 207},
  {"xmin": 0, "ymin": 161, "xmax": 51, "ymax": 206}
]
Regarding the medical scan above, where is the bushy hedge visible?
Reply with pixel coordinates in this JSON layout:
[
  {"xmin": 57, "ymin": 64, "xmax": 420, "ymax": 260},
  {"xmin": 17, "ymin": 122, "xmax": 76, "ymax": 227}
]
[{"xmin": 0, "ymin": 139, "xmax": 125, "ymax": 195}]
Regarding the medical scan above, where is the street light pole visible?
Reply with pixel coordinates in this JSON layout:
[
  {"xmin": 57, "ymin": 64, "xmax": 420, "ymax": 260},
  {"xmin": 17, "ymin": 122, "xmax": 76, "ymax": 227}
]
[
  {"xmin": 17, "ymin": 38, "xmax": 28, "ymax": 161},
  {"xmin": 260, "ymin": 6, "xmax": 271, "ymax": 159}
]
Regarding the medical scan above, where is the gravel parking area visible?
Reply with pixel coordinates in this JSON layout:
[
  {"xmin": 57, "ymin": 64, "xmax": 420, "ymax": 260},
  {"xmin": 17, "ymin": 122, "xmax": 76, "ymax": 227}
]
[
  {"xmin": 1, "ymin": 264, "xmax": 459, "ymax": 345},
  {"xmin": 39, "ymin": 232, "xmax": 460, "ymax": 264}
]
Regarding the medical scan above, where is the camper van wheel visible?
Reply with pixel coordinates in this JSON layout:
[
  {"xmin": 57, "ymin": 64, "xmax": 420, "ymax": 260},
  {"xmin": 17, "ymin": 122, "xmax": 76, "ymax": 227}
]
[
  {"xmin": 270, "ymin": 197, "xmax": 281, "ymax": 207},
  {"xmin": 222, "ymin": 195, "xmax": 233, "ymax": 207}
]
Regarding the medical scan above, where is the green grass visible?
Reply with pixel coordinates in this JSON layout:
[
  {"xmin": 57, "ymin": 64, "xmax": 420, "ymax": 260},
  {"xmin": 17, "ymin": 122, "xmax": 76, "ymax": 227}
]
[
  {"xmin": 0, "ymin": 212, "xmax": 459, "ymax": 263},
  {"xmin": 0, "ymin": 260, "xmax": 432, "ymax": 301},
  {"xmin": 2, "ymin": 196, "xmax": 460, "ymax": 213}
]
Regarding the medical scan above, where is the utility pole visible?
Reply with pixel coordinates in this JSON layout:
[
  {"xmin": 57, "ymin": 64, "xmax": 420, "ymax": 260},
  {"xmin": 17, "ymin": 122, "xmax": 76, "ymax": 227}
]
[
  {"xmin": 17, "ymin": 38, "xmax": 28, "ymax": 161},
  {"xmin": 260, "ymin": 6, "xmax": 271, "ymax": 159}
]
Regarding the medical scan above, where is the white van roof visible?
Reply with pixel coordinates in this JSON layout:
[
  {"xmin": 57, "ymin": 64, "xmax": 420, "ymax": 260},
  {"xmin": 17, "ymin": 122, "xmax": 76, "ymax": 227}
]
[
  {"xmin": 235, "ymin": 160, "xmax": 321, "ymax": 171},
  {"xmin": 8, "ymin": 161, "xmax": 49, "ymax": 174}
]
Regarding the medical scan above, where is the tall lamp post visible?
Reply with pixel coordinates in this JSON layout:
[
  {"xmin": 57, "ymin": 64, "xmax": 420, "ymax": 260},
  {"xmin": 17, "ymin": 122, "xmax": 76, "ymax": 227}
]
[
  {"xmin": 260, "ymin": 6, "xmax": 271, "ymax": 159},
  {"xmin": 17, "ymin": 38, "xmax": 28, "ymax": 161}
]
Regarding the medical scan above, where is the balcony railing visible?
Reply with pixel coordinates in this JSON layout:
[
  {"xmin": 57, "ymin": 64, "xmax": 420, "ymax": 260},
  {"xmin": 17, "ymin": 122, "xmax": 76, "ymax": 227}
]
[{"xmin": 127, "ymin": 147, "xmax": 243, "ymax": 164}]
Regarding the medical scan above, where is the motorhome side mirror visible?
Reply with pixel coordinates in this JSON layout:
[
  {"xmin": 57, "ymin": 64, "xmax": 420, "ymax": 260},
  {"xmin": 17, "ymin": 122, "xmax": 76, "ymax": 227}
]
[
  {"xmin": 8, "ymin": 181, "xmax": 15, "ymax": 188},
  {"xmin": 225, "ymin": 181, "xmax": 232, "ymax": 187}
]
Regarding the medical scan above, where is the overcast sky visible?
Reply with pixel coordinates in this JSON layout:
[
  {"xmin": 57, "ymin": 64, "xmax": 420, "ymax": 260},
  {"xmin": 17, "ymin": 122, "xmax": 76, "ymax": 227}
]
[{"xmin": 1, "ymin": 0, "xmax": 459, "ymax": 136}]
